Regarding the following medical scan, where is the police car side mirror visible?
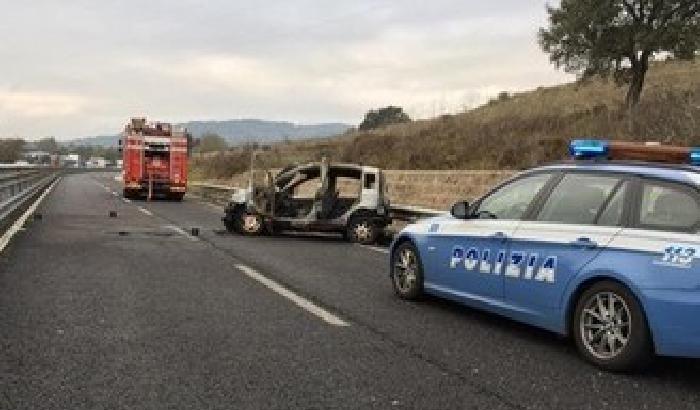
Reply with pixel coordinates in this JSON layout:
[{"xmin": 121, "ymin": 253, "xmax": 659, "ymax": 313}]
[{"xmin": 450, "ymin": 201, "xmax": 470, "ymax": 219}]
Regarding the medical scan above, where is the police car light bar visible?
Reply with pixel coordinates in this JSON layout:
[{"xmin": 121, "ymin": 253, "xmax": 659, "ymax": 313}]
[
  {"xmin": 569, "ymin": 139, "xmax": 609, "ymax": 159},
  {"xmin": 570, "ymin": 139, "xmax": 700, "ymax": 165},
  {"xmin": 690, "ymin": 148, "xmax": 700, "ymax": 166}
]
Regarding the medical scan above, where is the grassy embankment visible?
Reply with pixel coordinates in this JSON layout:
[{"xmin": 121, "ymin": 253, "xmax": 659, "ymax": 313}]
[{"xmin": 191, "ymin": 58, "xmax": 700, "ymax": 182}]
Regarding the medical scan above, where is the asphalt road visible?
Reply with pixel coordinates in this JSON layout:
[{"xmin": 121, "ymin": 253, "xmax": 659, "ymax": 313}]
[{"xmin": 1, "ymin": 172, "xmax": 699, "ymax": 410}]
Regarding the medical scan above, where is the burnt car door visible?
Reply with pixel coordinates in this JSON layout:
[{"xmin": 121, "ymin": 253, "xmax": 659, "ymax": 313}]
[{"xmin": 273, "ymin": 165, "xmax": 323, "ymax": 221}]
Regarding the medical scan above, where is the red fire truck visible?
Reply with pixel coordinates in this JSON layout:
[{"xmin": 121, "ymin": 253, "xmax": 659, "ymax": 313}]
[{"xmin": 120, "ymin": 118, "xmax": 189, "ymax": 200}]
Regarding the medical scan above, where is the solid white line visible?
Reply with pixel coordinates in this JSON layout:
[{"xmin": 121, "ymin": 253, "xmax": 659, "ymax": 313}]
[
  {"xmin": 0, "ymin": 177, "xmax": 61, "ymax": 253},
  {"xmin": 357, "ymin": 244, "xmax": 390, "ymax": 254},
  {"xmin": 234, "ymin": 263, "xmax": 349, "ymax": 327},
  {"xmin": 138, "ymin": 207, "xmax": 153, "ymax": 216}
]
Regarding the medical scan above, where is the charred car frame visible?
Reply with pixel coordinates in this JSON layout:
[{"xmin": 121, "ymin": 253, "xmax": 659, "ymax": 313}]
[{"xmin": 222, "ymin": 159, "xmax": 391, "ymax": 244}]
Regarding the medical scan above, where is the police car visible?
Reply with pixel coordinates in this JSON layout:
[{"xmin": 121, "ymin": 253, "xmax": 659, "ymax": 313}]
[{"xmin": 390, "ymin": 140, "xmax": 700, "ymax": 371}]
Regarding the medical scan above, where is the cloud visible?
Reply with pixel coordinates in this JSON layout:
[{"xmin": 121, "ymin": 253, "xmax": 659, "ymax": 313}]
[
  {"xmin": 0, "ymin": 91, "xmax": 87, "ymax": 118},
  {"xmin": 0, "ymin": 1, "xmax": 572, "ymax": 139}
]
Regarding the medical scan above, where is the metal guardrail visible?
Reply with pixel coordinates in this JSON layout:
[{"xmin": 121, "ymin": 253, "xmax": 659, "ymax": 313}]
[
  {"xmin": 188, "ymin": 182, "xmax": 237, "ymax": 207},
  {"xmin": 0, "ymin": 168, "xmax": 59, "ymax": 235},
  {"xmin": 189, "ymin": 182, "xmax": 445, "ymax": 220}
]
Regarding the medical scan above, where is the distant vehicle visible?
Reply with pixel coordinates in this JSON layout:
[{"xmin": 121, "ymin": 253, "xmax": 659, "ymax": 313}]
[
  {"xmin": 390, "ymin": 139, "xmax": 700, "ymax": 372},
  {"xmin": 85, "ymin": 156, "xmax": 107, "ymax": 168},
  {"xmin": 120, "ymin": 117, "xmax": 189, "ymax": 200},
  {"xmin": 59, "ymin": 154, "xmax": 81, "ymax": 168},
  {"xmin": 223, "ymin": 158, "xmax": 391, "ymax": 244}
]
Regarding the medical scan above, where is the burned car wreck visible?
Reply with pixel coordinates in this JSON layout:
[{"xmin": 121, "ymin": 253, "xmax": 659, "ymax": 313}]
[{"xmin": 223, "ymin": 159, "xmax": 391, "ymax": 244}]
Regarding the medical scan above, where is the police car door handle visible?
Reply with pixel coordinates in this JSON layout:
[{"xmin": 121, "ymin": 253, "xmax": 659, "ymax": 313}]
[{"xmin": 571, "ymin": 237, "xmax": 597, "ymax": 249}]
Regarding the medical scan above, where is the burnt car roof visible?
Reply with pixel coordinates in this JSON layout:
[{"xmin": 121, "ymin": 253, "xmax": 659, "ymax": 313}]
[{"xmin": 275, "ymin": 163, "xmax": 379, "ymax": 181}]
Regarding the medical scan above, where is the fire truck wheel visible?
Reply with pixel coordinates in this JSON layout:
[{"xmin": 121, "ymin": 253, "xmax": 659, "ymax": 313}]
[
  {"xmin": 169, "ymin": 193, "xmax": 185, "ymax": 201},
  {"xmin": 240, "ymin": 212, "xmax": 265, "ymax": 236}
]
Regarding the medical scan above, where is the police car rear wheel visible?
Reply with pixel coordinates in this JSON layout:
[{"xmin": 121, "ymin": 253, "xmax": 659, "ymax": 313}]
[
  {"xmin": 391, "ymin": 243, "xmax": 423, "ymax": 300},
  {"xmin": 573, "ymin": 281, "xmax": 652, "ymax": 372}
]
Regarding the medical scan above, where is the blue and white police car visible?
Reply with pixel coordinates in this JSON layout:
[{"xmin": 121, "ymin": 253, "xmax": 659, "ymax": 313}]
[{"xmin": 390, "ymin": 140, "xmax": 700, "ymax": 371}]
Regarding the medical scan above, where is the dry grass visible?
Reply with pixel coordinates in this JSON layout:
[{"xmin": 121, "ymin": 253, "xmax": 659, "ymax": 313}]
[{"xmin": 191, "ymin": 57, "xmax": 700, "ymax": 177}]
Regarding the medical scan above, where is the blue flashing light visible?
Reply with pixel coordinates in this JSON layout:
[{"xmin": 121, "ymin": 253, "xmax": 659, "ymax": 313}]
[
  {"xmin": 569, "ymin": 139, "xmax": 610, "ymax": 160},
  {"xmin": 690, "ymin": 148, "xmax": 700, "ymax": 166}
]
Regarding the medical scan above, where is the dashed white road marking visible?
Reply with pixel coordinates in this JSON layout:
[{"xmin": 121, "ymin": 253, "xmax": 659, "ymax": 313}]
[
  {"xmin": 0, "ymin": 177, "xmax": 61, "ymax": 253},
  {"xmin": 234, "ymin": 263, "xmax": 349, "ymax": 327},
  {"xmin": 138, "ymin": 207, "xmax": 153, "ymax": 216},
  {"xmin": 122, "ymin": 198, "xmax": 131, "ymax": 204},
  {"xmin": 111, "ymin": 191, "xmax": 119, "ymax": 197},
  {"xmin": 357, "ymin": 244, "xmax": 390, "ymax": 254}
]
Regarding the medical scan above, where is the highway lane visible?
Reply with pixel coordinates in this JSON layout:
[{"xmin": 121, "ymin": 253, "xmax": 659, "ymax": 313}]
[
  {"xmin": 0, "ymin": 173, "xmax": 511, "ymax": 410},
  {"xmin": 97, "ymin": 172, "xmax": 700, "ymax": 409},
  {"xmin": 98, "ymin": 172, "xmax": 700, "ymax": 409},
  {"xmin": 1, "ymin": 172, "xmax": 700, "ymax": 409}
]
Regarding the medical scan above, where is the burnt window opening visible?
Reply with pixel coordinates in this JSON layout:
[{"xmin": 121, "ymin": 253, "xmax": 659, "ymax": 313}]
[{"xmin": 364, "ymin": 173, "xmax": 377, "ymax": 189}]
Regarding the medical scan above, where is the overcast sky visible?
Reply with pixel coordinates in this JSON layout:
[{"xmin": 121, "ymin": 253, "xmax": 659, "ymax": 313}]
[{"xmin": 0, "ymin": 0, "xmax": 572, "ymax": 139}]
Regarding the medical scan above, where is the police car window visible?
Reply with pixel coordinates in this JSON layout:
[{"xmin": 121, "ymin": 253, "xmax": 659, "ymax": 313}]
[
  {"xmin": 639, "ymin": 182, "xmax": 700, "ymax": 232},
  {"xmin": 475, "ymin": 174, "xmax": 551, "ymax": 220},
  {"xmin": 537, "ymin": 174, "xmax": 620, "ymax": 225},
  {"xmin": 596, "ymin": 181, "xmax": 628, "ymax": 227}
]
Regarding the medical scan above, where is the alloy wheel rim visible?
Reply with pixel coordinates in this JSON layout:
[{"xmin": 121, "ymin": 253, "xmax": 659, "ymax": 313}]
[
  {"xmin": 580, "ymin": 291, "xmax": 631, "ymax": 360},
  {"xmin": 393, "ymin": 248, "xmax": 417, "ymax": 292}
]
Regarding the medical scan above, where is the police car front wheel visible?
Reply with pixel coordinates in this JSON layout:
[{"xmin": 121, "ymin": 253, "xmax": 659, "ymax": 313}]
[
  {"xmin": 391, "ymin": 242, "xmax": 424, "ymax": 300},
  {"xmin": 573, "ymin": 281, "xmax": 652, "ymax": 372}
]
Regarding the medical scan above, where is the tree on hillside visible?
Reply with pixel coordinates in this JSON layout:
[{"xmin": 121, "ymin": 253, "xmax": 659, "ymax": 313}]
[
  {"xmin": 0, "ymin": 139, "xmax": 26, "ymax": 163},
  {"xmin": 539, "ymin": 0, "xmax": 700, "ymax": 108},
  {"xmin": 359, "ymin": 106, "xmax": 411, "ymax": 131},
  {"xmin": 196, "ymin": 133, "xmax": 229, "ymax": 153}
]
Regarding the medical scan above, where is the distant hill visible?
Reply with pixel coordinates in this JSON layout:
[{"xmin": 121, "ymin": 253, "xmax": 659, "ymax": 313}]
[
  {"xmin": 66, "ymin": 119, "xmax": 352, "ymax": 147},
  {"xmin": 180, "ymin": 119, "xmax": 351, "ymax": 143},
  {"xmin": 333, "ymin": 57, "xmax": 700, "ymax": 170},
  {"xmin": 63, "ymin": 135, "xmax": 119, "ymax": 147}
]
